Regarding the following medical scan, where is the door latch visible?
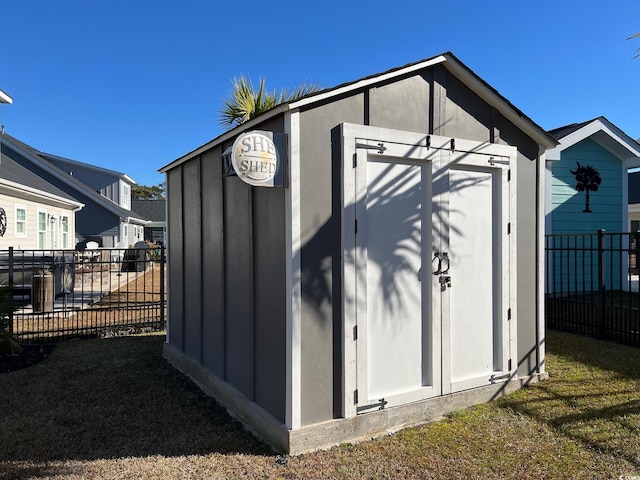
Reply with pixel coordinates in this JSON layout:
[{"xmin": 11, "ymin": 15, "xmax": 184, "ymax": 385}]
[{"xmin": 439, "ymin": 276, "xmax": 452, "ymax": 288}]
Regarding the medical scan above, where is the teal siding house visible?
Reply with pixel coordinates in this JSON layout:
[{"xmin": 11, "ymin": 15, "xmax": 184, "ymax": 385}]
[
  {"xmin": 545, "ymin": 117, "xmax": 640, "ymax": 292},
  {"xmin": 546, "ymin": 117, "xmax": 640, "ymax": 234}
]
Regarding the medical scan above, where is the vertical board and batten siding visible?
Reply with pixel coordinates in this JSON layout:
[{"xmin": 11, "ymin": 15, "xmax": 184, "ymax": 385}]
[
  {"xmin": 551, "ymin": 138, "xmax": 623, "ymax": 234},
  {"xmin": 295, "ymin": 65, "xmax": 542, "ymax": 425},
  {"xmin": 223, "ymin": 175, "xmax": 254, "ymax": 398},
  {"xmin": 182, "ymin": 159, "xmax": 203, "ymax": 363},
  {"xmin": 200, "ymin": 148, "xmax": 225, "ymax": 378},
  {"xmin": 166, "ymin": 118, "xmax": 287, "ymax": 422},
  {"xmin": 167, "ymin": 167, "xmax": 184, "ymax": 350},
  {"xmin": 298, "ymin": 93, "xmax": 364, "ymax": 425}
]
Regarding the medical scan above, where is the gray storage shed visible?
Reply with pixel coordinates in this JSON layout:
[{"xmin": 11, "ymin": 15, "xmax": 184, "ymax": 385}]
[{"xmin": 160, "ymin": 52, "xmax": 557, "ymax": 454}]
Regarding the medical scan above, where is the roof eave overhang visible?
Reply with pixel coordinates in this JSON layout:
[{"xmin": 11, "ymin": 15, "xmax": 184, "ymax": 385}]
[
  {"xmin": 0, "ymin": 179, "xmax": 85, "ymax": 211},
  {"xmin": 1, "ymin": 136, "xmax": 133, "ymax": 218},
  {"xmin": 546, "ymin": 118, "xmax": 640, "ymax": 165},
  {"xmin": 161, "ymin": 52, "xmax": 557, "ymax": 172},
  {"xmin": 0, "ymin": 89, "xmax": 12, "ymax": 104},
  {"xmin": 159, "ymin": 103, "xmax": 291, "ymax": 173},
  {"xmin": 440, "ymin": 56, "xmax": 558, "ymax": 150}
]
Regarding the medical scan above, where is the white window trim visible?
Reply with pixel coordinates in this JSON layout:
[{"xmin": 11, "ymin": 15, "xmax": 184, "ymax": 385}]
[
  {"xmin": 61, "ymin": 214, "xmax": 70, "ymax": 249},
  {"xmin": 37, "ymin": 209, "xmax": 47, "ymax": 249},
  {"xmin": 15, "ymin": 204, "xmax": 27, "ymax": 238},
  {"xmin": 121, "ymin": 181, "xmax": 131, "ymax": 210}
]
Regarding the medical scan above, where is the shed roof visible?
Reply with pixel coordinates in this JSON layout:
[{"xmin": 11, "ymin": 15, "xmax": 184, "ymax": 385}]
[{"xmin": 161, "ymin": 52, "xmax": 557, "ymax": 173}]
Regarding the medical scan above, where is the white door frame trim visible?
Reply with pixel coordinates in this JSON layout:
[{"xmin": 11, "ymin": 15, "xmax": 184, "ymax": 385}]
[{"xmin": 340, "ymin": 122, "xmax": 517, "ymax": 418}]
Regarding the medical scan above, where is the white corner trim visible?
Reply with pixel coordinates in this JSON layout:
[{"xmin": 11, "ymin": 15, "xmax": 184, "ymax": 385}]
[
  {"xmin": 537, "ymin": 148, "xmax": 546, "ymax": 374},
  {"xmin": 284, "ymin": 110, "xmax": 302, "ymax": 430}
]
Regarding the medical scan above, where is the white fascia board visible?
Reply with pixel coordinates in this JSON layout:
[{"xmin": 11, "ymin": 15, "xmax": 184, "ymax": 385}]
[
  {"xmin": 122, "ymin": 174, "xmax": 136, "ymax": 185},
  {"xmin": 0, "ymin": 178, "xmax": 85, "ymax": 211},
  {"xmin": 547, "ymin": 118, "xmax": 640, "ymax": 162},
  {"xmin": 289, "ymin": 55, "xmax": 449, "ymax": 110},
  {"xmin": 160, "ymin": 104, "xmax": 290, "ymax": 173},
  {"xmin": 124, "ymin": 216, "xmax": 150, "ymax": 225},
  {"xmin": 161, "ymin": 56, "xmax": 450, "ymax": 173},
  {"xmin": 0, "ymin": 89, "xmax": 12, "ymax": 104},
  {"xmin": 162, "ymin": 52, "xmax": 557, "ymax": 171}
]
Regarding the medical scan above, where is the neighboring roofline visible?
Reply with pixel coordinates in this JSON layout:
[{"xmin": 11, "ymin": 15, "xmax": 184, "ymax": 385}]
[
  {"xmin": 0, "ymin": 178, "xmax": 85, "ymax": 211},
  {"xmin": 39, "ymin": 151, "xmax": 137, "ymax": 184},
  {"xmin": 123, "ymin": 216, "xmax": 150, "ymax": 225},
  {"xmin": 546, "ymin": 116, "xmax": 640, "ymax": 165},
  {"xmin": 0, "ymin": 89, "xmax": 12, "ymax": 104},
  {"xmin": 160, "ymin": 52, "xmax": 557, "ymax": 173},
  {"xmin": 1, "ymin": 134, "xmax": 146, "ymax": 222}
]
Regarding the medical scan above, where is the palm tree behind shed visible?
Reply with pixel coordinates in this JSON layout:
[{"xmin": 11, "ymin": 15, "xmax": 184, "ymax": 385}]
[{"xmin": 218, "ymin": 76, "xmax": 320, "ymax": 128}]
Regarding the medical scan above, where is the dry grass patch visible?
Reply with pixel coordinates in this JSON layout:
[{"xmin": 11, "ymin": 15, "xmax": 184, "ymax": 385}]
[{"xmin": 1, "ymin": 330, "xmax": 640, "ymax": 479}]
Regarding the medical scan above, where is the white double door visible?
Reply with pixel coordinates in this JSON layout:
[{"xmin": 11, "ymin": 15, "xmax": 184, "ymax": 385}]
[{"xmin": 342, "ymin": 124, "xmax": 516, "ymax": 415}]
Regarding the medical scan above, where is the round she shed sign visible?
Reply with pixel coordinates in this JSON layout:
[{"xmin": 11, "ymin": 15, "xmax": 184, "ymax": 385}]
[{"xmin": 231, "ymin": 131, "xmax": 279, "ymax": 187}]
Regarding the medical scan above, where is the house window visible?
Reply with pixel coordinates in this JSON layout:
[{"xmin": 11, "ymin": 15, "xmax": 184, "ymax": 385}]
[
  {"xmin": 62, "ymin": 216, "xmax": 69, "ymax": 248},
  {"xmin": 37, "ymin": 212, "xmax": 47, "ymax": 249},
  {"xmin": 15, "ymin": 206, "xmax": 26, "ymax": 237},
  {"xmin": 122, "ymin": 184, "xmax": 130, "ymax": 209}
]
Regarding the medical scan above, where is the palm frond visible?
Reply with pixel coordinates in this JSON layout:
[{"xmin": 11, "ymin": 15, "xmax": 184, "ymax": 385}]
[{"xmin": 218, "ymin": 76, "xmax": 321, "ymax": 129}]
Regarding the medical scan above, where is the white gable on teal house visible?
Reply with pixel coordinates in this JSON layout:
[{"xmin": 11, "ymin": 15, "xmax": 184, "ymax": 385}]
[{"xmin": 546, "ymin": 117, "xmax": 640, "ymax": 235}]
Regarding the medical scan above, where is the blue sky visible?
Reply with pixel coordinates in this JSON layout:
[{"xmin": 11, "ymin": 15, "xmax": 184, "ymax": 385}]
[{"xmin": 1, "ymin": 1, "xmax": 639, "ymax": 187}]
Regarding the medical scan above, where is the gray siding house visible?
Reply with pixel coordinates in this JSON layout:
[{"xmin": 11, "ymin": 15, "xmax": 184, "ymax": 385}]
[
  {"xmin": 0, "ymin": 133, "xmax": 84, "ymax": 250},
  {"xmin": 161, "ymin": 52, "xmax": 557, "ymax": 454},
  {"xmin": 0, "ymin": 133, "xmax": 147, "ymax": 248},
  {"xmin": 131, "ymin": 199, "xmax": 166, "ymax": 244}
]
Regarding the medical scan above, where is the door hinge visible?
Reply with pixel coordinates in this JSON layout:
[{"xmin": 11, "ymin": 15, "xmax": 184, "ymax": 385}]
[
  {"xmin": 353, "ymin": 325, "xmax": 358, "ymax": 340},
  {"xmin": 354, "ymin": 389, "xmax": 358, "ymax": 405},
  {"xmin": 355, "ymin": 142, "xmax": 387, "ymax": 154},
  {"xmin": 508, "ymin": 308, "xmax": 512, "ymax": 320},
  {"xmin": 508, "ymin": 358, "xmax": 512, "ymax": 371},
  {"xmin": 507, "ymin": 169, "xmax": 511, "ymax": 181},
  {"xmin": 356, "ymin": 398, "xmax": 388, "ymax": 412},
  {"xmin": 353, "ymin": 153, "xmax": 357, "ymax": 168},
  {"xmin": 355, "ymin": 219, "xmax": 358, "ymax": 235},
  {"xmin": 450, "ymin": 138, "xmax": 455, "ymax": 151},
  {"xmin": 507, "ymin": 222, "xmax": 511, "ymax": 234}
]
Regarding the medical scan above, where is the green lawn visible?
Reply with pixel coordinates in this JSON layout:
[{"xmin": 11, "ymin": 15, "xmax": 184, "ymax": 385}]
[{"xmin": 1, "ymin": 330, "xmax": 639, "ymax": 479}]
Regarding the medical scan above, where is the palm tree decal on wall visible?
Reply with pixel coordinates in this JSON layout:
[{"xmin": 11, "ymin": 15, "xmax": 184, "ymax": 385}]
[{"xmin": 570, "ymin": 162, "xmax": 601, "ymax": 213}]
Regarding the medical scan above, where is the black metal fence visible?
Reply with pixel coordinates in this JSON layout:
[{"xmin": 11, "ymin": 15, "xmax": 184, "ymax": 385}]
[
  {"xmin": 545, "ymin": 230, "xmax": 640, "ymax": 346},
  {"xmin": 3, "ymin": 245, "xmax": 165, "ymax": 342}
]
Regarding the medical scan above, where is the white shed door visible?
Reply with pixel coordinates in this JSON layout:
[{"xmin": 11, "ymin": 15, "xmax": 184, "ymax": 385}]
[{"xmin": 342, "ymin": 124, "xmax": 515, "ymax": 416}]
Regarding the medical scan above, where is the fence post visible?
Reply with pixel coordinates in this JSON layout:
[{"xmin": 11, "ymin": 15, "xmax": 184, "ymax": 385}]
[
  {"xmin": 598, "ymin": 229, "xmax": 606, "ymax": 339},
  {"xmin": 160, "ymin": 246, "xmax": 165, "ymax": 326},
  {"xmin": 8, "ymin": 246, "xmax": 13, "ymax": 335}
]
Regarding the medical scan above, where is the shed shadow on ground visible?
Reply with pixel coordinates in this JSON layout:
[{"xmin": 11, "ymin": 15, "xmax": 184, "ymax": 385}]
[{"xmin": 0, "ymin": 334, "xmax": 274, "ymax": 472}]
